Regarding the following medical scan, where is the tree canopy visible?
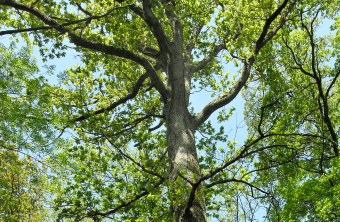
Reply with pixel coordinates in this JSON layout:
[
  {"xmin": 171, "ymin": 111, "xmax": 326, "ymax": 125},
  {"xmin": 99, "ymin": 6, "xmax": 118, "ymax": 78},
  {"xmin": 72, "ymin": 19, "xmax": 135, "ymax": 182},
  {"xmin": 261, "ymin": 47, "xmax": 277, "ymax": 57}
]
[{"xmin": 0, "ymin": 0, "xmax": 338, "ymax": 221}]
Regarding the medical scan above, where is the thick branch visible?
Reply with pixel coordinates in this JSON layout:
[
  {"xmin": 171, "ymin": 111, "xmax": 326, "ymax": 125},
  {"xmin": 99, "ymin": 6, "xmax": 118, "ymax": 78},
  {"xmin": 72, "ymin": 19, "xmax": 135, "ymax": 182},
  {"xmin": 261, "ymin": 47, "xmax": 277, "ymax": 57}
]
[
  {"xmin": 255, "ymin": 0, "xmax": 290, "ymax": 53},
  {"xmin": 160, "ymin": 0, "xmax": 183, "ymax": 53},
  {"xmin": 194, "ymin": 0, "xmax": 295, "ymax": 128},
  {"xmin": 194, "ymin": 58, "xmax": 254, "ymax": 128},
  {"xmin": 129, "ymin": 0, "xmax": 171, "ymax": 53},
  {"xmin": 0, "ymin": 3, "xmax": 130, "ymax": 35}
]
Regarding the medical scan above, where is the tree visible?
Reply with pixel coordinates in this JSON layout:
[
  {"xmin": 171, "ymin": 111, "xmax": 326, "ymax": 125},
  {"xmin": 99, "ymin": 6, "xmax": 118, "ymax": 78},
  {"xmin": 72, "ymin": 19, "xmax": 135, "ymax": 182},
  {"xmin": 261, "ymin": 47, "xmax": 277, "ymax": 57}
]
[
  {"xmin": 0, "ymin": 43, "xmax": 54, "ymax": 221},
  {"xmin": 0, "ymin": 0, "xmax": 338, "ymax": 221},
  {"xmin": 0, "ymin": 149, "xmax": 48, "ymax": 221}
]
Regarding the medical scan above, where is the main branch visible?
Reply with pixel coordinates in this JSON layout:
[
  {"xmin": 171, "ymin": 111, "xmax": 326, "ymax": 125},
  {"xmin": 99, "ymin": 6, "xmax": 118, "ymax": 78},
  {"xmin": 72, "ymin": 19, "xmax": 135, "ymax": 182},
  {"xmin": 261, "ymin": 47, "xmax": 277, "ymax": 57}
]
[{"xmin": 129, "ymin": 0, "xmax": 171, "ymax": 53}]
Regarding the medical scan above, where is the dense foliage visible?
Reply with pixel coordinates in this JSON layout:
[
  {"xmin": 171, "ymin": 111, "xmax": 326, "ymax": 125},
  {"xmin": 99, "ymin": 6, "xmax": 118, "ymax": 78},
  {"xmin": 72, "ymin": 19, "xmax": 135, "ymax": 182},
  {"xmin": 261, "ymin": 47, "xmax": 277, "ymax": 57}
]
[
  {"xmin": 0, "ymin": 0, "xmax": 338, "ymax": 221},
  {"xmin": 244, "ymin": 6, "xmax": 340, "ymax": 220}
]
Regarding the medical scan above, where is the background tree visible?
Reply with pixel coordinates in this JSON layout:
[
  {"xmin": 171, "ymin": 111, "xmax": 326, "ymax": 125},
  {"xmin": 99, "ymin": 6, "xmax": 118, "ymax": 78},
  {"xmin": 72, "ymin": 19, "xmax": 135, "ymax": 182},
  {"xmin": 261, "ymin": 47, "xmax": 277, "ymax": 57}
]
[
  {"xmin": 244, "ymin": 3, "xmax": 339, "ymax": 221},
  {"xmin": 0, "ymin": 43, "xmax": 56, "ymax": 221},
  {"xmin": 0, "ymin": 0, "xmax": 338, "ymax": 221},
  {"xmin": 0, "ymin": 149, "xmax": 48, "ymax": 221}
]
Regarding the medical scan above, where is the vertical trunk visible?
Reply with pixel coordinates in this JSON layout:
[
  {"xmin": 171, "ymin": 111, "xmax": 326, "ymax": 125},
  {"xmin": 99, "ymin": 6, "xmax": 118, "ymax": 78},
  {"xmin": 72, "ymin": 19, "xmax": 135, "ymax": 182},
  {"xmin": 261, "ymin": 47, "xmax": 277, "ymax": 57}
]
[
  {"xmin": 165, "ymin": 51, "xmax": 206, "ymax": 221},
  {"xmin": 166, "ymin": 104, "xmax": 206, "ymax": 222}
]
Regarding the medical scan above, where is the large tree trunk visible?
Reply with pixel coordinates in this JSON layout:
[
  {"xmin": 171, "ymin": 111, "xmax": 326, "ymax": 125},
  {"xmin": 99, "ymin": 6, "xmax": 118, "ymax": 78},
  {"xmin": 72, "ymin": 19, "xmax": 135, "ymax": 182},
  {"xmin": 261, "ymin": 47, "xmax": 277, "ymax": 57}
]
[
  {"xmin": 166, "ymin": 105, "xmax": 206, "ymax": 221},
  {"xmin": 165, "ymin": 51, "xmax": 206, "ymax": 221}
]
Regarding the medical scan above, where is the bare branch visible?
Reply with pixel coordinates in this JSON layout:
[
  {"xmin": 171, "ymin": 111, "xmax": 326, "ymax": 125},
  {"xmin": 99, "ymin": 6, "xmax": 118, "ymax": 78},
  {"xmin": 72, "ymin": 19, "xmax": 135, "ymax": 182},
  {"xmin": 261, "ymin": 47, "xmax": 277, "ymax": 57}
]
[
  {"xmin": 206, "ymin": 178, "xmax": 270, "ymax": 196},
  {"xmin": 160, "ymin": 0, "xmax": 184, "ymax": 52},
  {"xmin": 86, "ymin": 178, "xmax": 165, "ymax": 218},
  {"xmin": 74, "ymin": 74, "xmax": 148, "ymax": 122}
]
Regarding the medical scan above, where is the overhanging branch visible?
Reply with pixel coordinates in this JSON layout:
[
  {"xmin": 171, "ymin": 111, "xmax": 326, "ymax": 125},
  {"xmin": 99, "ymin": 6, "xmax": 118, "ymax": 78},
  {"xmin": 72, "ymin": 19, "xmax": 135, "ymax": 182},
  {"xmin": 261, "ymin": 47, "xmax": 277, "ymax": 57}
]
[
  {"xmin": 0, "ymin": 0, "xmax": 168, "ymax": 97},
  {"xmin": 0, "ymin": 3, "xmax": 131, "ymax": 36}
]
